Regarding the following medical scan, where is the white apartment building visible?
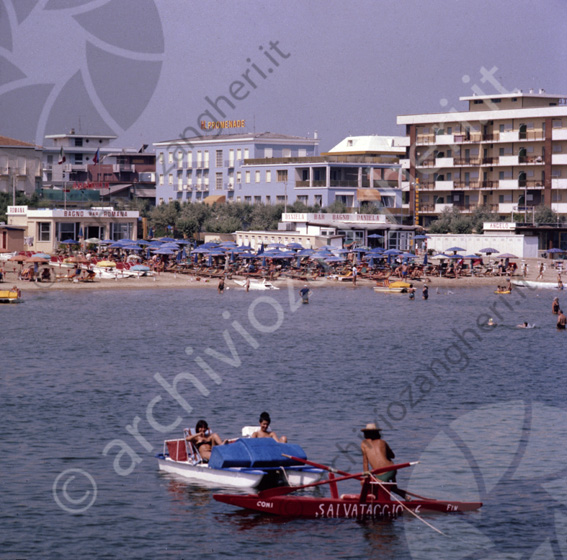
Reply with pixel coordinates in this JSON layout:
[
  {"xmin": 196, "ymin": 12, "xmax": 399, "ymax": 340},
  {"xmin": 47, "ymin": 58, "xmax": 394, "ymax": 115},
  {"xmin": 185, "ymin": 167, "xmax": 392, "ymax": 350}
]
[{"xmin": 397, "ymin": 91, "xmax": 567, "ymax": 225}]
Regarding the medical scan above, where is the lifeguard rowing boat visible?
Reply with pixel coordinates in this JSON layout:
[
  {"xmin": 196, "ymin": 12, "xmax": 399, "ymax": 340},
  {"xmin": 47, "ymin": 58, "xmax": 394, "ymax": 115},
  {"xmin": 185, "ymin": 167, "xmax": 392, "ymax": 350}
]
[
  {"xmin": 214, "ymin": 456, "xmax": 482, "ymax": 520},
  {"xmin": 157, "ymin": 436, "xmax": 324, "ymax": 489}
]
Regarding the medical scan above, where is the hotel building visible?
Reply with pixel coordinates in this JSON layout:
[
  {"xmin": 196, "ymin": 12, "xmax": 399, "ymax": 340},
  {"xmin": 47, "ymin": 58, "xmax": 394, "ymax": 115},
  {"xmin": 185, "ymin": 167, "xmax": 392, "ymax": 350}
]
[
  {"xmin": 153, "ymin": 132, "xmax": 403, "ymax": 210},
  {"xmin": 397, "ymin": 91, "xmax": 567, "ymax": 225}
]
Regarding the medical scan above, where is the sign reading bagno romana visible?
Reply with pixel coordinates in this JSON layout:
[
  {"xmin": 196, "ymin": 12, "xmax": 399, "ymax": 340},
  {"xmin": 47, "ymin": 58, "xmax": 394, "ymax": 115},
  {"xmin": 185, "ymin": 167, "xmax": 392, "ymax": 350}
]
[{"xmin": 7, "ymin": 206, "xmax": 139, "ymax": 218}]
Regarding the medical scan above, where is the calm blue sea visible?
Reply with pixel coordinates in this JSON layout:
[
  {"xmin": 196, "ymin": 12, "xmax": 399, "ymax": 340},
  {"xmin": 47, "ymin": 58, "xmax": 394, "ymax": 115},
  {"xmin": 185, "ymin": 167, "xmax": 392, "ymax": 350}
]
[{"xmin": 2, "ymin": 283, "xmax": 567, "ymax": 559}]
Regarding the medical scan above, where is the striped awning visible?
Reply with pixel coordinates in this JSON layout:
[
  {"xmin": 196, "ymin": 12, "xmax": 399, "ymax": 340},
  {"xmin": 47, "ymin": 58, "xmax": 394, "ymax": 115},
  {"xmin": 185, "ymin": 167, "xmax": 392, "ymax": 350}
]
[
  {"xmin": 357, "ymin": 188, "xmax": 381, "ymax": 201},
  {"xmin": 203, "ymin": 195, "xmax": 226, "ymax": 205}
]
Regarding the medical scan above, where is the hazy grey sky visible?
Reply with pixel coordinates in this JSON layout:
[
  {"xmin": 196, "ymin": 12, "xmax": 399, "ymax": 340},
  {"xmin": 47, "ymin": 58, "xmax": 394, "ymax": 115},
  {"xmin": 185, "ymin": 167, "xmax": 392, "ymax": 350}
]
[{"xmin": 1, "ymin": 0, "xmax": 566, "ymax": 151}]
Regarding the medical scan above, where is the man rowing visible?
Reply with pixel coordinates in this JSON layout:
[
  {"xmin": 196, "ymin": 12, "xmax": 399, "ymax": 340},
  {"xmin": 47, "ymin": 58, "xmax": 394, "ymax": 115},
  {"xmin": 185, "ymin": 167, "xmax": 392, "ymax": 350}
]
[{"xmin": 360, "ymin": 423, "xmax": 406, "ymax": 498}]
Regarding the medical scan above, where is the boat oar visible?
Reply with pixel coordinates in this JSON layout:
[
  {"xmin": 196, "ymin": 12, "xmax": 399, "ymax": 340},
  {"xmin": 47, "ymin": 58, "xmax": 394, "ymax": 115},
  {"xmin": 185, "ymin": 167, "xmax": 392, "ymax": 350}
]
[
  {"xmin": 283, "ymin": 454, "xmax": 433, "ymax": 500},
  {"xmin": 259, "ymin": 461, "xmax": 417, "ymax": 498},
  {"xmin": 369, "ymin": 474, "xmax": 446, "ymax": 536}
]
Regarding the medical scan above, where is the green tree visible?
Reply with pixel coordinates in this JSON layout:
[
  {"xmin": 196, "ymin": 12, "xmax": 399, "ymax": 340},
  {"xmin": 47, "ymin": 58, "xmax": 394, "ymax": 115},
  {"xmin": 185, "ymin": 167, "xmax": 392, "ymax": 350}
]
[
  {"xmin": 149, "ymin": 201, "xmax": 180, "ymax": 237},
  {"xmin": 533, "ymin": 205, "xmax": 560, "ymax": 225}
]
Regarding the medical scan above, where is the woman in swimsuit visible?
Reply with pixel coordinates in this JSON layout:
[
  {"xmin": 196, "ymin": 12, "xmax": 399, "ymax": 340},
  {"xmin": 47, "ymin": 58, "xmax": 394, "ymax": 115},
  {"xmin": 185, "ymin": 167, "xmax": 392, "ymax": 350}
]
[{"xmin": 185, "ymin": 419, "xmax": 224, "ymax": 462}]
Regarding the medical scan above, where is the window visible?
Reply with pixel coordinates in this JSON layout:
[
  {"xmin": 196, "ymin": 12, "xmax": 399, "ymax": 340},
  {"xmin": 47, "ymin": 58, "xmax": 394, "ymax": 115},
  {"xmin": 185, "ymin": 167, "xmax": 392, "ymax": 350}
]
[
  {"xmin": 276, "ymin": 195, "xmax": 285, "ymax": 203},
  {"xmin": 216, "ymin": 172, "xmax": 223, "ymax": 190},
  {"xmin": 38, "ymin": 222, "xmax": 51, "ymax": 242},
  {"xmin": 216, "ymin": 150, "xmax": 223, "ymax": 167},
  {"xmin": 168, "ymin": 152, "xmax": 173, "ymax": 163},
  {"xmin": 297, "ymin": 195, "xmax": 308, "ymax": 204},
  {"xmin": 244, "ymin": 196, "xmax": 251, "ymax": 203},
  {"xmin": 159, "ymin": 198, "xmax": 164, "ymax": 205},
  {"xmin": 197, "ymin": 151, "xmax": 202, "ymax": 166},
  {"xmin": 74, "ymin": 138, "xmax": 83, "ymax": 146},
  {"xmin": 299, "ymin": 149, "xmax": 307, "ymax": 157},
  {"xmin": 244, "ymin": 148, "xmax": 249, "ymax": 160},
  {"xmin": 553, "ymin": 144, "xmax": 562, "ymax": 153},
  {"xmin": 277, "ymin": 170, "xmax": 288, "ymax": 182},
  {"xmin": 264, "ymin": 148, "xmax": 273, "ymax": 158},
  {"xmin": 178, "ymin": 152, "xmax": 183, "ymax": 167},
  {"xmin": 204, "ymin": 151, "xmax": 209, "ymax": 167},
  {"xmin": 237, "ymin": 149, "xmax": 242, "ymax": 161},
  {"xmin": 254, "ymin": 196, "xmax": 261, "ymax": 203},
  {"xmin": 229, "ymin": 149, "xmax": 234, "ymax": 165},
  {"xmin": 159, "ymin": 174, "xmax": 164, "ymax": 185},
  {"xmin": 314, "ymin": 195, "xmax": 322, "ymax": 206},
  {"xmin": 255, "ymin": 170, "xmax": 261, "ymax": 183},
  {"xmin": 168, "ymin": 174, "xmax": 173, "ymax": 185},
  {"xmin": 236, "ymin": 171, "xmax": 242, "ymax": 184},
  {"xmin": 245, "ymin": 171, "xmax": 251, "ymax": 183},
  {"xmin": 283, "ymin": 148, "xmax": 291, "ymax": 157},
  {"xmin": 266, "ymin": 196, "xmax": 271, "ymax": 203},
  {"xmin": 552, "ymin": 120, "xmax": 563, "ymax": 128},
  {"xmin": 187, "ymin": 152, "xmax": 192, "ymax": 167},
  {"xmin": 158, "ymin": 152, "xmax": 164, "ymax": 164},
  {"xmin": 266, "ymin": 170, "xmax": 272, "ymax": 182}
]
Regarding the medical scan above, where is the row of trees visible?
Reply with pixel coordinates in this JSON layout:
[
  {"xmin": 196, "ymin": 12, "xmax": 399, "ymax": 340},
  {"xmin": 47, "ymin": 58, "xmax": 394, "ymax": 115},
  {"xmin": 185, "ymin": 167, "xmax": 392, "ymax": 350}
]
[{"xmin": 1, "ymin": 191, "xmax": 563, "ymax": 238}]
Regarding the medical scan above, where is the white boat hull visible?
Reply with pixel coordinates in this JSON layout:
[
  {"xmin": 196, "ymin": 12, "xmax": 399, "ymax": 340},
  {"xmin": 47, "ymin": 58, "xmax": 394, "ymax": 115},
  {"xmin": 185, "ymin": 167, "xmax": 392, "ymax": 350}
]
[
  {"xmin": 234, "ymin": 279, "xmax": 279, "ymax": 290},
  {"xmin": 157, "ymin": 457, "xmax": 265, "ymax": 488},
  {"xmin": 512, "ymin": 280, "xmax": 563, "ymax": 290}
]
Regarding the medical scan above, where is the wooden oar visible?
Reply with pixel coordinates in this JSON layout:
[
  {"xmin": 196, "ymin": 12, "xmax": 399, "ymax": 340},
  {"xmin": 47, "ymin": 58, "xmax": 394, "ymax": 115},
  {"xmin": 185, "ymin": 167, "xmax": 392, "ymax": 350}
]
[
  {"xmin": 368, "ymin": 474, "xmax": 446, "ymax": 536},
  {"xmin": 283, "ymin": 454, "xmax": 433, "ymax": 500},
  {"xmin": 259, "ymin": 461, "xmax": 417, "ymax": 498}
]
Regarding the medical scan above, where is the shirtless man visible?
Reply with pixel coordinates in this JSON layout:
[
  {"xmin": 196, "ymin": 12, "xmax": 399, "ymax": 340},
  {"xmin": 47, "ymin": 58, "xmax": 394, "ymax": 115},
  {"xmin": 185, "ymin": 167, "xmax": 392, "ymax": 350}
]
[
  {"xmin": 251, "ymin": 411, "xmax": 287, "ymax": 443},
  {"xmin": 360, "ymin": 423, "xmax": 406, "ymax": 498},
  {"xmin": 557, "ymin": 310, "xmax": 567, "ymax": 330}
]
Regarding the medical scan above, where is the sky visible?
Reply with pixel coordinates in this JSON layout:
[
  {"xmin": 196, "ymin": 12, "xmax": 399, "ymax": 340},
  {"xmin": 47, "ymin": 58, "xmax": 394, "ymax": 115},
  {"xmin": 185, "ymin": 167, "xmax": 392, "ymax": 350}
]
[{"xmin": 1, "ymin": 0, "xmax": 566, "ymax": 152}]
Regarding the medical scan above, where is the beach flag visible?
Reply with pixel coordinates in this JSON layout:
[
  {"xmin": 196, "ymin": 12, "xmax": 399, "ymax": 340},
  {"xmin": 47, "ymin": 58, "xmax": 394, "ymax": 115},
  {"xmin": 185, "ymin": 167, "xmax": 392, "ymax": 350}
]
[
  {"xmin": 93, "ymin": 148, "xmax": 100, "ymax": 164},
  {"xmin": 58, "ymin": 147, "xmax": 66, "ymax": 164}
]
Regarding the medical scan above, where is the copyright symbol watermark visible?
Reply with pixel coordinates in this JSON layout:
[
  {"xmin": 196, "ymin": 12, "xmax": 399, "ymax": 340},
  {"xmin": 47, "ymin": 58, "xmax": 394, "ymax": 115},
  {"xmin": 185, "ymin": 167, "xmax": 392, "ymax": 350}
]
[{"xmin": 52, "ymin": 468, "xmax": 97, "ymax": 514}]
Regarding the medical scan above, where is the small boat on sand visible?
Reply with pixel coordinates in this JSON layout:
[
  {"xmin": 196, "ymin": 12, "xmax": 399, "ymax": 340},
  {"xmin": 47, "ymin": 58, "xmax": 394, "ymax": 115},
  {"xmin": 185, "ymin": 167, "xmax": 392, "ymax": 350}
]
[
  {"xmin": 214, "ymin": 456, "xmax": 482, "ymax": 519},
  {"xmin": 373, "ymin": 280, "xmax": 411, "ymax": 293},
  {"xmin": 512, "ymin": 280, "xmax": 563, "ymax": 290},
  {"xmin": 156, "ymin": 435, "xmax": 323, "ymax": 489},
  {"xmin": 0, "ymin": 288, "xmax": 23, "ymax": 303},
  {"xmin": 234, "ymin": 279, "xmax": 279, "ymax": 290}
]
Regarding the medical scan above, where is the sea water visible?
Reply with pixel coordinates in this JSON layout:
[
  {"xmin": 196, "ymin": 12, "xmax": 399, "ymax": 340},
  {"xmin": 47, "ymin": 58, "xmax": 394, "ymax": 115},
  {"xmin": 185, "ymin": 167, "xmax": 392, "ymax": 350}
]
[{"xmin": 1, "ymin": 284, "xmax": 566, "ymax": 559}]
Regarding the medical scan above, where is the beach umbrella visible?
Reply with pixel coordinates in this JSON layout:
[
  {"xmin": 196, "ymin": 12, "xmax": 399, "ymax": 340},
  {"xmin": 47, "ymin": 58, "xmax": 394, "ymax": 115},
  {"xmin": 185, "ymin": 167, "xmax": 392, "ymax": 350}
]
[
  {"xmin": 60, "ymin": 239, "xmax": 78, "ymax": 244},
  {"xmin": 547, "ymin": 248, "xmax": 566, "ymax": 254},
  {"xmin": 158, "ymin": 237, "xmax": 177, "ymax": 242},
  {"xmin": 32, "ymin": 253, "xmax": 52, "ymax": 259},
  {"xmin": 136, "ymin": 240, "xmax": 151, "ymax": 246},
  {"xmin": 97, "ymin": 261, "xmax": 117, "ymax": 267},
  {"xmin": 152, "ymin": 248, "xmax": 176, "ymax": 255},
  {"xmin": 383, "ymin": 249, "xmax": 401, "ymax": 256},
  {"xmin": 286, "ymin": 243, "xmax": 304, "ymax": 250},
  {"xmin": 267, "ymin": 243, "xmax": 286, "ymax": 248},
  {"xmin": 431, "ymin": 254, "xmax": 449, "ymax": 260},
  {"xmin": 25, "ymin": 255, "xmax": 49, "ymax": 263},
  {"xmin": 414, "ymin": 235, "xmax": 430, "ymax": 240},
  {"xmin": 84, "ymin": 237, "xmax": 101, "ymax": 244},
  {"xmin": 126, "ymin": 254, "xmax": 142, "ymax": 262},
  {"xmin": 498, "ymin": 253, "xmax": 518, "ymax": 259},
  {"xmin": 219, "ymin": 241, "xmax": 238, "ymax": 247},
  {"xmin": 99, "ymin": 239, "xmax": 114, "ymax": 245},
  {"xmin": 446, "ymin": 246, "xmax": 466, "ymax": 252},
  {"xmin": 479, "ymin": 248, "xmax": 499, "ymax": 254},
  {"xmin": 368, "ymin": 234, "xmax": 384, "ymax": 239},
  {"xmin": 8, "ymin": 254, "xmax": 27, "ymax": 262}
]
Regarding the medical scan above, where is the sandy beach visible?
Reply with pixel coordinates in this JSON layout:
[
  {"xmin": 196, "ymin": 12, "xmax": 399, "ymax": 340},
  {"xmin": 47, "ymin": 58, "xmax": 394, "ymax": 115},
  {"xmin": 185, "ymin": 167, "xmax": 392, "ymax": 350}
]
[{"xmin": 1, "ymin": 257, "xmax": 564, "ymax": 293}]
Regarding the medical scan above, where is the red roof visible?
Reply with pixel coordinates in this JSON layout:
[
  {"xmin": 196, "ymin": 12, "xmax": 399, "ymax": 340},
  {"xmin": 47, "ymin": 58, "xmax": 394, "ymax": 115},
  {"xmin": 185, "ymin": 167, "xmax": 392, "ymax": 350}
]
[{"xmin": 0, "ymin": 135, "xmax": 39, "ymax": 148}]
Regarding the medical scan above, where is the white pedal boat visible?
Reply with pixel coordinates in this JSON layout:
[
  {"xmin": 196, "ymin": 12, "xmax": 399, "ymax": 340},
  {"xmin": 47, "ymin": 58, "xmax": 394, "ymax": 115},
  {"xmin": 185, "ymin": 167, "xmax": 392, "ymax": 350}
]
[{"xmin": 156, "ymin": 435, "xmax": 324, "ymax": 489}]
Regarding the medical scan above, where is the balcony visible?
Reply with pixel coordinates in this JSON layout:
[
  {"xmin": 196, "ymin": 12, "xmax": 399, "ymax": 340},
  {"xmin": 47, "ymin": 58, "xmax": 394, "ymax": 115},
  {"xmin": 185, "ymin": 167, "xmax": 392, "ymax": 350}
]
[
  {"xmin": 417, "ymin": 159, "xmax": 435, "ymax": 168},
  {"xmin": 434, "ymin": 180, "xmax": 454, "ymax": 190},
  {"xmin": 435, "ymin": 157, "xmax": 454, "ymax": 167},
  {"xmin": 499, "ymin": 155, "xmax": 519, "ymax": 166},
  {"xmin": 454, "ymin": 158, "xmax": 481, "ymax": 166},
  {"xmin": 499, "ymin": 131, "xmax": 519, "ymax": 142},
  {"xmin": 435, "ymin": 134, "xmax": 455, "ymax": 145},
  {"xmin": 499, "ymin": 179, "xmax": 545, "ymax": 189},
  {"xmin": 552, "ymin": 154, "xmax": 567, "ymax": 165},
  {"xmin": 552, "ymin": 178, "xmax": 567, "ymax": 189},
  {"xmin": 400, "ymin": 159, "xmax": 410, "ymax": 169},
  {"xmin": 552, "ymin": 129, "xmax": 567, "ymax": 141}
]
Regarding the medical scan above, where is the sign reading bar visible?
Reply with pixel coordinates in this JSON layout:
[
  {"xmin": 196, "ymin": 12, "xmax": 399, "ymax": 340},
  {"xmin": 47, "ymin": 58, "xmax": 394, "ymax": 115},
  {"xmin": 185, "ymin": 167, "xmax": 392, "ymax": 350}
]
[
  {"xmin": 283, "ymin": 213, "xmax": 387, "ymax": 224},
  {"xmin": 200, "ymin": 119, "xmax": 246, "ymax": 130}
]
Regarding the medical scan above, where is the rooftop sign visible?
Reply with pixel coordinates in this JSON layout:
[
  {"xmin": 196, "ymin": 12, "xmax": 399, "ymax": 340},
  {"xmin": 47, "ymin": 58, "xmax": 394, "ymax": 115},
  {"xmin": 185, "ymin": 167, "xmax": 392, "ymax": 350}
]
[{"xmin": 282, "ymin": 213, "xmax": 387, "ymax": 224}]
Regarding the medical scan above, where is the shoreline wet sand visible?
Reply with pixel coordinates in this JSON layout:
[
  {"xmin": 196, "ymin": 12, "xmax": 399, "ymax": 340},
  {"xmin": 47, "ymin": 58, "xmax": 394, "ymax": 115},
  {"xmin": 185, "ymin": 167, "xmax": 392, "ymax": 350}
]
[{"xmin": 2, "ymin": 257, "xmax": 564, "ymax": 293}]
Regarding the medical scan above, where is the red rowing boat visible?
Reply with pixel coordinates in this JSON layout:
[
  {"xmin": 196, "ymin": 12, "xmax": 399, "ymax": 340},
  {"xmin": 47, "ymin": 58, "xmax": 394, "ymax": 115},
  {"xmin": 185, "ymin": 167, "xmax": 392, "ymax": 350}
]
[{"xmin": 213, "ymin": 456, "xmax": 482, "ymax": 520}]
